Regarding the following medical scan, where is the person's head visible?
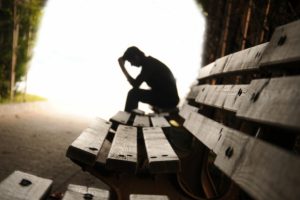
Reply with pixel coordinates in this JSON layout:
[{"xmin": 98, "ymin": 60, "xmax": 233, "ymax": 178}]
[{"xmin": 122, "ymin": 46, "xmax": 145, "ymax": 67}]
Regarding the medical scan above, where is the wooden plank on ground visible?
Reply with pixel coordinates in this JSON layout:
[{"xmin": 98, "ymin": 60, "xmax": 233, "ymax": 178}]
[
  {"xmin": 150, "ymin": 116, "xmax": 170, "ymax": 128},
  {"xmin": 66, "ymin": 118, "xmax": 112, "ymax": 165},
  {"xmin": 183, "ymin": 112, "xmax": 225, "ymax": 153},
  {"xmin": 198, "ymin": 62, "xmax": 215, "ymax": 80},
  {"xmin": 0, "ymin": 170, "xmax": 53, "ymax": 200},
  {"xmin": 237, "ymin": 76, "xmax": 300, "ymax": 130},
  {"xmin": 133, "ymin": 115, "xmax": 150, "ymax": 127},
  {"xmin": 62, "ymin": 184, "xmax": 109, "ymax": 200},
  {"xmin": 143, "ymin": 127, "xmax": 180, "ymax": 173},
  {"xmin": 106, "ymin": 125, "xmax": 138, "ymax": 172},
  {"xmin": 179, "ymin": 103, "xmax": 198, "ymax": 119},
  {"xmin": 214, "ymin": 130, "xmax": 300, "ymax": 200},
  {"xmin": 260, "ymin": 20, "xmax": 300, "ymax": 67},
  {"xmin": 110, "ymin": 111, "xmax": 131, "ymax": 125},
  {"xmin": 130, "ymin": 194, "xmax": 170, "ymax": 200}
]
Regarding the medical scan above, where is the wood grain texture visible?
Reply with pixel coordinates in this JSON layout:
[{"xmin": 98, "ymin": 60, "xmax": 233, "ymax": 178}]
[
  {"xmin": 183, "ymin": 112, "xmax": 224, "ymax": 153},
  {"xmin": 214, "ymin": 131, "xmax": 300, "ymax": 200},
  {"xmin": 237, "ymin": 76, "xmax": 300, "ymax": 130},
  {"xmin": 133, "ymin": 115, "xmax": 150, "ymax": 127},
  {"xmin": 66, "ymin": 118, "xmax": 112, "ymax": 165},
  {"xmin": 0, "ymin": 170, "xmax": 53, "ymax": 200},
  {"xmin": 130, "ymin": 194, "xmax": 169, "ymax": 200},
  {"xmin": 223, "ymin": 84, "xmax": 249, "ymax": 112},
  {"xmin": 106, "ymin": 125, "xmax": 138, "ymax": 172},
  {"xmin": 110, "ymin": 111, "xmax": 131, "ymax": 124},
  {"xmin": 143, "ymin": 127, "xmax": 180, "ymax": 173},
  {"xmin": 209, "ymin": 55, "xmax": 230, "ymax": 76},
  {"xmin": 260, "ymin": 20, "xmax": 300, "ymax": 67},
  {"xmin": 195, "ymin": 84, "xmax": 249, "ymax": 112},
  {"xmin": 198, "ymin": 62, "xmax": 215, "ymax": 80},
  {"xmin": 223, "ymin": 43, "xmax": 268, "ymax": 73},
  {"xmin": 179, "ymin": 103, "xmax": 199, "ymax": 120},
  {"xmin": 62, "ymin": 184, "xmax": 109, "ymax": 200},
  {"xmin": 150, "ymin": 116, "xmax": 170, "ymax": 128},
  {"xmin": 186, "ymin": 85, "xmax": 207, "ymax": 100}
]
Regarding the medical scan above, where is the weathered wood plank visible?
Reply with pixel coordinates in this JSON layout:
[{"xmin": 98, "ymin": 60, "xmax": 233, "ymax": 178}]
[
  {"xmin": 183, "ymin": 112, "xmax": 224, "ymax": 153},
  {"xmin": 223, "ymin": 84, "xmax": 249, "ymax": 112},
  {"xmin": 66, "ymin": 118, "xmax": 112, "ymax": 165},
  {"xmin": 260, "ymin": 20, "xmax": 300, "ymax": 67},
  {"xmin": 195, "ymin": 84, "xmax": 248, "ymax": 112},
  {"xmin": 133, "ymin": 115, "xmax": 150, "ymax": 127},
  {"xmin": 62, "ymin": 184, "xmax": 109, "ymax": 200},
  {"xmin": 209, "ymin": 55, "xmax": 230, "ymax": 76},
  {"xmin": 150, "ymin": 116, "xmax": 170, "ymax": 128},
  {"xmin": 130, "ymin": 194, "xmax": 170, "ymax": 200},
  {"xmin": 110, "ymin": 111, "xmax": 131, "ymax": 125},
  {"xmin": 0, "ymin": 171, "xmax": 53, "ymax": 200},
  {"xmin": 237, "ymin": 76, "xmax": 300, "ymax": 130},
  {"xmin": 106, "ymin": 125, "xmax": 138, "ymax": 172},
  {"xmin": 198, "ymin": 62, "xmax": 215, "ymax": 80},
  {"xmin": 179, "ymin": 103, "xmax": 198, "ymax": 119},
  {"xmin": 143, "ymin": 127, "xmax": 180, "ymax": 173},
  {"xmin": 214, "ymin": 130, "xmax": 300, "ymax": 200},
  {"xmin": 186, "ymin": 85, "xmax": 205, "ymax": 101},
  {"xmin": 223, "ymin": 43, "xmax": 268, "ymax": 74}
]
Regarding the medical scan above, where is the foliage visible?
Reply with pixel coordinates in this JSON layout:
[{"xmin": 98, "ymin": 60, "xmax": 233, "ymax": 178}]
[
  {"xmin": 0, "ymin": 0, "xmax": 46, "ymax": 99},
  {"xmin": 0, "ymin": 92, "xmax": 47, "ymax": 104}
]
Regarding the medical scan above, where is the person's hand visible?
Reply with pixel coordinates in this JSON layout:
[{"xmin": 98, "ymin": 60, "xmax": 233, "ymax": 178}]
[{"xmin": 118, "ymin": 57, "xmax": 125, "ymax": 68}]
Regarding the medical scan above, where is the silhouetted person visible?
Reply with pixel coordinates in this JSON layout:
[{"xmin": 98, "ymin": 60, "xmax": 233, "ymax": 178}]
[{"xmin": 118, "ymin": 46, "xmax": 180, "ymax": 112}]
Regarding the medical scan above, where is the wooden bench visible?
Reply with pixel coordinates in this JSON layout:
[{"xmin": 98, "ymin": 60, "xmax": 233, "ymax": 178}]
[
  {"xmin": 66, "ymin": 20, "xmax": 300, "ymax": 200},
  {"xmin": 66, "ymin": 112, "xmax": 186, "ymax": 199}
]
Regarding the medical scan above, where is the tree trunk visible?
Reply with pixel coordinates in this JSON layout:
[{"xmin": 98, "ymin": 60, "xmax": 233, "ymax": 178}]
[{"xmin": 10, "ymin": 0, "xmax": 19, "ymax": 100}]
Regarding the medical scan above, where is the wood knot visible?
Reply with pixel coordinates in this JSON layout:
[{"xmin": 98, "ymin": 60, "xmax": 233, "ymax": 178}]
[
  {"xmin": 277, "ymin": 35, "xmax": 287, "ymax": 46},
  {"xmin": 225, "ymin": 146, "xmax": 234, "ymax": 158}
]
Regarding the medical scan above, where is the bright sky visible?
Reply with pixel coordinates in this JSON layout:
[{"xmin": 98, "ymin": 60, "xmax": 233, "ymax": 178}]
[{"xmin": 27, "ymin": 0, "xmax": 205, "ymax": 119}]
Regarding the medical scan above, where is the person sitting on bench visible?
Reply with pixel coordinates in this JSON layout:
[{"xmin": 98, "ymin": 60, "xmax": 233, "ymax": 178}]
[{"xmin": 118, "ymin": 46, "xmax": 180, "ymax": 112}]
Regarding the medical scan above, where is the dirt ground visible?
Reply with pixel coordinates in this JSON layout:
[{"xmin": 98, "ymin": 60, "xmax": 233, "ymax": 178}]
[{"xmin": 0, "ymin": 101, "xmax": 109, "ymax": 195}]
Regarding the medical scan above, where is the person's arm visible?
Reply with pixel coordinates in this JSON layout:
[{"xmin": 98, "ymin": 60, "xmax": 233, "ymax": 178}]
[{"xmin": 118, "ymin": 57, "xmax": 135, "ymax": 85}]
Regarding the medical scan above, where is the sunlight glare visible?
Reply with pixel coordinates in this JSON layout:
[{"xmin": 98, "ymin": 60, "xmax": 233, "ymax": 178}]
[{"xmin": 28, "ymin": 0, "xmax": 205, "ymax": 119}]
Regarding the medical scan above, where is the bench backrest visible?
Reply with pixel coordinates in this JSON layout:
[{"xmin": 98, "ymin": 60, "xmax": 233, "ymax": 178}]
[{"xmin": 181, "ymin": 19, "xmax": 300, "ymax": 200}]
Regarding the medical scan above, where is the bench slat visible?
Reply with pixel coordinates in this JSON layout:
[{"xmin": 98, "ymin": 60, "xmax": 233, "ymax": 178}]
[
  {"xmin": 223, "ymin": 43, "xmax": 268, "ymax": 74},
  {"xmin": 197, "ymin": 62, "xmax": 215, "ymax": 80},
  {"xmin": 62, "ymin": 184, "xmax": 109, "ymax": 200},
  {"xmin": 143, "ymin": 127, "xmax": 180, "ymax": 173},
  {"xmin": 209, "ymin": 55, "xmax": 230, "ymax": 77},
  {"xmin": 133, "ymin": 115, "xmax": 150, "ymax": 127},
  {"xmin": 179, "ymin": 103, "xmax": 198, "ymax": 120},
  {"xmin": 66, "ymin": 118, "xmax": 112, "ymax": 165},
  {"xmin": 0, "ymin": 171, "xmax": 53, "ymax": 200},
  {"xmin": 260, "ymin": 20, "xmax": 300, "ymax": 67},
  {"xmin": 110, "ymin": 111, "xmax": 131, "ymax": 124},
  {"xmin": 106, "ymin": 125, "xmax": 138, "ymax": 172},
  {"xmin": 183, "ymin": 111, "xmax": 224, "ymax": 153},
  {"xmin": 150, "ymin": 116, "xmax": 170, "ymax": 128},
  {"xmin": 237, "ymin": 76, "xmax": 300, "ymax": 130},
  {"xmin": 130, "ymin": 194, "xmax": 170, "ymax": 200},
  {"xmin": 186, "ymin": 85, "xmax": 207, "ymax": 100},
  {"xmin": 223, "ymin": 84, "xmax": 249, "ymax": 112},
  {"xmin": 214, "ymin": 130, "xmax": 300, "ymax": 200},
  {"xmin": 195, "ymin": 84, "xmax": 249, "ymax": 112}
]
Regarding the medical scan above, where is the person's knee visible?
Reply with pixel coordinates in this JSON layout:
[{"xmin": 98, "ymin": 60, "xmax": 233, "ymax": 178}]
[{"xmin": 128, "ymin": 88, "xmax": 140, "ymax": 98}]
